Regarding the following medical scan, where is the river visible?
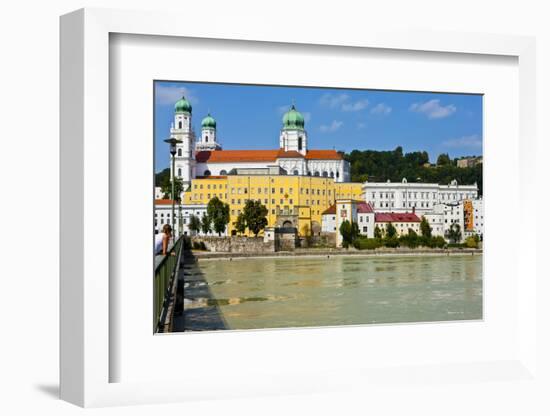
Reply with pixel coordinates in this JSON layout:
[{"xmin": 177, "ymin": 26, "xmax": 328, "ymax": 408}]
[{"xmin": 181, "ymin": 254, "xmax": 482, "ymax": 331}]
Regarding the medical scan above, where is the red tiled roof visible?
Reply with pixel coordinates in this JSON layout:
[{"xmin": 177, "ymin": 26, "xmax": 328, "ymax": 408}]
[
  {"xmin": 195, "ymin": 150, "xmax": 279, "ymax": 163},
  {"xmin": 357, "ymin": 201, "xmax": 374, "ymax": 213},
  {"xmin": 304, "ymin": 149, "xmax": 343, "ymax": 160},
  {"xmin": 155, "ymin": 199, "xmax": 176, "ymax": 205},
  {"xmin": 277, "ymin": 149, "xmax": 304, "ymax": 158},
  {"xmin": 322, "ymin": 201, "xmax": 374, "ymax": 216},
  {"xmin": 195, "ymin": 148, "xmax": 343, "ymax": 163},
  {"xmin": 322, "ymin": 204, "xmax": 336, "ymax": 215},
  {"xmin": 375, "ymin": 212, "xmax": 421, "ymax": 223}
]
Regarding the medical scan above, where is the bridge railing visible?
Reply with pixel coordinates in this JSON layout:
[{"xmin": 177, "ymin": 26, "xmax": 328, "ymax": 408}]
[{"xmin": 154, "ymin": 235, "xmax": 184, "ymax": 332}]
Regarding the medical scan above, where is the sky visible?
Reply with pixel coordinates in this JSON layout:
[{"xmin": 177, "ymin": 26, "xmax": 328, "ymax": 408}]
[{"xmin": 154, "ymin": 81, "xmax": 482, "ymax": 172}]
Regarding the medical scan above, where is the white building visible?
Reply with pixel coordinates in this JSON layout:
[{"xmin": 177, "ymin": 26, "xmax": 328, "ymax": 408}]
[
  {"xmin": 422, "ymin": 212, "xmax": 445, "ymax": 237},
  {"xmin": 321, "ymin": 200, "xmax": 375, "ymax": 247},
  {"xmin": 433, "ymin": 202, "xmax": 465, "ymax": 242},
  {"xmin": 362, "ymin": 178, "xmax": 478, "ymax": 214},
  {"xmin": 472, "ymin": 198, "xmax": 484, "ymax": 238},
  {"xmin": 168, "ymin": 97, "xmax": 350, "ymax": 187},
  {"xmin": 154, "ymin": 200, "xmax": 220, "ymax": 237},
  {"xmin": 154, "ymin": 186, "xmax": 164, "ymax": 200}
]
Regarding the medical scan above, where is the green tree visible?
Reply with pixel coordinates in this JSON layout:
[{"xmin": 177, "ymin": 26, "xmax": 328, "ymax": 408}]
[
  {"xmin": 420, "ymin": 216, "xmax": 432, "ymax": 238},
  {"xmin": 436, "ymin": 153, "xmax": 451, "ymax": 166},
  {"xmin": 188, "ymin": 214, "xmax": 201, "ymax": 235},
  {"xmin": 339, "ymin": 220, "xmax": 353, "ymax": 248},
  {"xmin": 242, "ymin": 199, "xmax": 268, "ymax": 236},
  {"xmin": 234, "ymin": 213, "xmax": 247, "ymax": 235},
  {"xmin": 465, "ymin": 236, "xmax": 479, "ymax": 248},
  {"xmin": 160, "ymin": 176, "xmax": 184, "ymax": 201},
  {"xmin": 446, "ymin": 223, "xmax": 462, "ymax": 244},
  {"xmin": 200, "ymin": 214, "xmax": 211, "ymax": 235},
  {"xmin": 385, "ymin": 222, "xmax": 397, "ymax": 239},
  {"xmin": 374, "ymin": 225, "xmax": 382, "ymax": 239},
  {"xmin": 344, "ymin": 147, "xmax": 482, "ymax": 196},
  {"xmin": 207, "ymin": 196, "xmax": 230, "ymax": 236},
  {"xmin": 351, "ymin": 221, "xmax": 360, "ymax": 242},
  {"xmin": 155, "ymin": 168, "xmax": 170, "ymax": 187}
]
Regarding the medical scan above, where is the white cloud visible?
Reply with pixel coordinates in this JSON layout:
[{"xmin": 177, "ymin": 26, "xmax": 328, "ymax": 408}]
[
  {"xmin": 302, "ymin": 112, "xmax": 312, "ymax": 123},
  {"xmin": 319, "ymin": 93, "xmax": 349, "ymax": 108},
  {"xmin": 155, "ymin": 85, "xmax": 198, "ymax": 106},
  {"xmin": 370, "ymin": 103, "xmax": 392, "ymax": 115},
  {"xmin": 342, "ymin": 99, "xmax": 369, "ymax": 112},
  {"xmin": 319, "ymin": 120, "xmax": 343, "ymax": 133},
  {"xmin": 409, "ymin": 99, "xmax": 456, "ymax": 119},
  {"xmin": 320, "ymin": 93, "xmax": 369, "ymax": 112},
  {"xmin": 443, "ymin": 134, "xmax": 482, "ymax": 148},
  {"xmin": 357, "ymin": 122, "xmax": 367, "ymax": 129}
]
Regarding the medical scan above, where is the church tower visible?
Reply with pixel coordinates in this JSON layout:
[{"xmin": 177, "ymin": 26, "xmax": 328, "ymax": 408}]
[
  {"xmin": 195, "ymin": 113, "xmax": 222, "ymax": 151},
  {"xmin": 170, "ymin": 96, "xmax": 196, "ymax": 190},
  {"xmin": 279, "ymin": 104, "xmax": 308, "ymax": 155}
]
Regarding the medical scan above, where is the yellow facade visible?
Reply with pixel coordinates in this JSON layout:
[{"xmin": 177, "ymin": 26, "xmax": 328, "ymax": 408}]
[{"xmin": 183, "ymin": 175, "xmax": 363, "ymax": 236}]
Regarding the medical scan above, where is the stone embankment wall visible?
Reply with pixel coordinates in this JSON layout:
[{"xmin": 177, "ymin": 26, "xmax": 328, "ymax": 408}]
[{"xmin": 193, "ymin": 236, "xmax": 275, "ymax": 253}]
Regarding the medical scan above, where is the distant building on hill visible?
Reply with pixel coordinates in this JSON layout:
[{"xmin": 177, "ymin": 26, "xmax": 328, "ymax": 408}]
[{"xmin": 457, "ymin": 156, "xmax": 482, "ymax": 168}]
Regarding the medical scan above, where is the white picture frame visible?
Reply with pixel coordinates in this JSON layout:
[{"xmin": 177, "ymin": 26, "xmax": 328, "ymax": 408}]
[{"xmin": 60, "ymin": 8, "xmax": 538, "ymax": 408}]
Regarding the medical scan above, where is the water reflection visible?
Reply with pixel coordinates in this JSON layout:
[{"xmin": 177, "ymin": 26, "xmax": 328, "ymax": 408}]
[{"xmin": 186, "ymin": 254, "xmax": 482, "ymax": 330}]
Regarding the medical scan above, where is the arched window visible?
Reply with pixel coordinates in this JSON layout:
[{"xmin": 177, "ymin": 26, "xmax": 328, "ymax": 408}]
[
  {"xmin": 330, "ymin": 172, "xmax": 334, "ymax": 178},
  {"xmin": 178, "ymin": 121, "xmax": 182, "ymax": 129},
  {"xmin": 322, "ymin": 171, "xmax": 328, "ymax": 177},
  {"xmin": 177, "ymin": 168, "xmax": 182, "ymax": 177},
  {"xmin": 307, "ymin": 171, "xmax": 312, "ymax": 176},
  {"xmin": 336, "ymin": 171, "xmax": 340, "ymax": 178},
  {"xmin": 219, "ymin": 170, "xmax": 227, "ymax": 175},
  {"xmin": 205, "ymin": 135, "xmax": 208, "ymax": 143},
  {"xmin": 314, "ymin": 171, "xmax": 320, "ymax": 177},
  {"xmin": 293, "ymin": 170, "xmax": 299, "ymax": 175},
  {"xmin": 204, "ymin": 170, "xmax": 211, "ymax": 177},
  {"xmin": 298, "ymin": 136, "xmax": 303, "ymax": 151},
  {"xmin": 177, "ymin": 148, "xmax": 182, "ymax": 157}
]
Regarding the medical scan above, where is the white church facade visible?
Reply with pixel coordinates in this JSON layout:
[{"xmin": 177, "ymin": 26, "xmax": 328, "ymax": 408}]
[{"xmin": 168, "ymin": 96, "xmax": 350, "ymax": 188}]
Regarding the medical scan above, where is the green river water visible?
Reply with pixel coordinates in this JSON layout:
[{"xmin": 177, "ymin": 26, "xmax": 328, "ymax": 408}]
[{"xmin": 181, "ymin": 254, "xmax": 482, "ymax": 331}]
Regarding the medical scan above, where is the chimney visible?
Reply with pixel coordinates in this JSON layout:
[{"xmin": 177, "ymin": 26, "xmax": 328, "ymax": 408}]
[{"xmin": 412, "ymin": 206, "xmax": 416, "ymax": 214}]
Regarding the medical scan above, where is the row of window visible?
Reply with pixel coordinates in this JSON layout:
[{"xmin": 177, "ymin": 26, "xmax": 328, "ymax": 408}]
[
  {"xmin": 194, "ymin": 169, "xmax": 342, "ymax": 178},
  {"xmin": 370, "ymin": 191, "xmax": 476, "ymax": 200},
  {"xmin": 194, "ymin": 183, "xmax": 228, "ymax": 190}
]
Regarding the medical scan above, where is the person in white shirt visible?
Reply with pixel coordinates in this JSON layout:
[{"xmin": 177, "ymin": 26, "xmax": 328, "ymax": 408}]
[{"xmin": 155, "ymin": 224, "xmax": 173, "ymax": 255}]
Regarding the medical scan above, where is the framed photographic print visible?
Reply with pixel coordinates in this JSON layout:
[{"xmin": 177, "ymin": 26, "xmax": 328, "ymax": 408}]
[
  {"xmin": 152, "ymin": 81, "xmax": 483, "ymax": 334},
  {"xmin": 60, "ymin": 7, "xmax": 538, "ymax": 408}
]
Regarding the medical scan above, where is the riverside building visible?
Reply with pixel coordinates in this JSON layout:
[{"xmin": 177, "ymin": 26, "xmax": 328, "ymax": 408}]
[
  {"xmin": 362, "ymin": 178, "xmax": 478, "ymax": 214},
  {"xmin": 154, "ymin": 199, "xmax": 212, "ymax": 237},
  {"xmin": 182, "ymin": 173, "xmax": 363, "ymax": 237}
]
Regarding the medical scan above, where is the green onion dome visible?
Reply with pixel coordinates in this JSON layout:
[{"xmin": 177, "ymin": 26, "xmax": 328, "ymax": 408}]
[
  {"xmin": 174, "ymin": 96, "xmax": 192, "ymax": 114},
  {"xmin": 201, "ymin": 113, "xmax": 216, "ymax": 129},
  {"xmin": 282, "ymin": 104, "xmax": 305, "ymax": 130}
]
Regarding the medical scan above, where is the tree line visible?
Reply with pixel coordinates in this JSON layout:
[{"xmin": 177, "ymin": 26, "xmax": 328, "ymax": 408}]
[
  {"xmin": 340, "ymin": 216, "xmax": 480, "ymax": 250},
  {"xmin": 187, "ymin": 197, "xmax": 268, "ymax": 237},
  {"xmin": 344, "ymin": 146, "xmax": 483, "ymax": 195}
]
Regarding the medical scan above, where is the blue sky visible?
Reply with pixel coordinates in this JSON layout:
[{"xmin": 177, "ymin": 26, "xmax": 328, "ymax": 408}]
[{"xmin": 155, "ymin": 81, "xmax": 482, "ymax": 171}]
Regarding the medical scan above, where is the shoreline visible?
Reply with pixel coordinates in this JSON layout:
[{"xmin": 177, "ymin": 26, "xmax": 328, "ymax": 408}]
[{"xmin": 189, "ymin": 248, "xmax": 482, "ymax": 261}]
